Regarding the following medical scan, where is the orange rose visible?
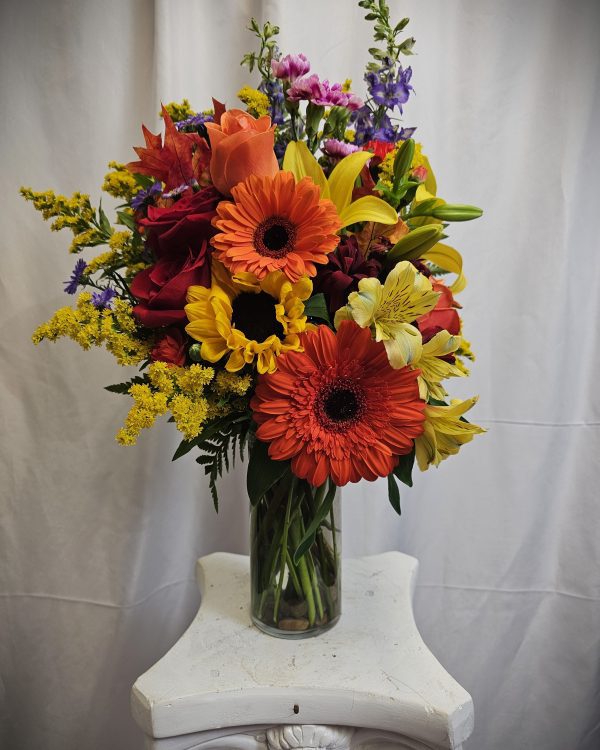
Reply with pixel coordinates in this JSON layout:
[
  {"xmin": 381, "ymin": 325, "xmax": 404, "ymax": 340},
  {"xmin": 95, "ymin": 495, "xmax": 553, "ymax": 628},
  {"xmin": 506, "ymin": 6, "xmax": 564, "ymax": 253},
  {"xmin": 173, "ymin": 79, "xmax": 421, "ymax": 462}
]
[{"xmin": 205, "ymin": 109, "xmax": 279, "ymax": 196}]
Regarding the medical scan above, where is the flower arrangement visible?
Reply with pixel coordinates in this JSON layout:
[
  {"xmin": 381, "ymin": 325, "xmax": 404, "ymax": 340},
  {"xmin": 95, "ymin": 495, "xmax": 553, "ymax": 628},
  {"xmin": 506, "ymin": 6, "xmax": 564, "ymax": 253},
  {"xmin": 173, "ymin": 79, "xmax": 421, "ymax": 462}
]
[{"xmin": 22, "ymin": 0, "xmax": 484, "ymax": 637}]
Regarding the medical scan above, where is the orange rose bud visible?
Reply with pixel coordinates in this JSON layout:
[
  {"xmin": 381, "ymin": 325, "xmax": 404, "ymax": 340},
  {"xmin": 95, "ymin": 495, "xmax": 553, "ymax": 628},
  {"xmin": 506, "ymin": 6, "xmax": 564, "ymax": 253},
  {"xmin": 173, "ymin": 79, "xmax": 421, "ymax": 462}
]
[{"xmin": 205, "ymin": 109, "xmax": 279, "ymax": 196}]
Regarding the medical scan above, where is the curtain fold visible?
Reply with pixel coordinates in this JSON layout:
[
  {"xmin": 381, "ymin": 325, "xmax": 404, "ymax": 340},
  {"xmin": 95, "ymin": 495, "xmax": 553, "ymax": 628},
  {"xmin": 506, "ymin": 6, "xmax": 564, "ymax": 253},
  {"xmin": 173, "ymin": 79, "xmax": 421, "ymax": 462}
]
[{"xmin": 1, "ymin": 1, "xmax": 599, "ymax": 748}]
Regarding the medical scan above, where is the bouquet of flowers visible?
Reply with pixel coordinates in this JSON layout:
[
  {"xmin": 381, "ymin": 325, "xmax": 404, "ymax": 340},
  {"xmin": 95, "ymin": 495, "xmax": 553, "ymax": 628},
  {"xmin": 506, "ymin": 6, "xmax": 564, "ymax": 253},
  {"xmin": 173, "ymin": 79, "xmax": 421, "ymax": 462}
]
[{"xmin": 22, "ymin": 0, "xmax": 484, "ymax": 637}]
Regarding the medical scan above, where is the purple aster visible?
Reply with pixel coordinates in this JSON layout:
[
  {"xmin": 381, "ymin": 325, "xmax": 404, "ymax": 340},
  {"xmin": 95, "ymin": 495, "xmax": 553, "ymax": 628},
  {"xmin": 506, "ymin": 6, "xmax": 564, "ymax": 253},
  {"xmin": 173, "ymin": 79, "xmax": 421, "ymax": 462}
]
[
  {"xmin": 91, "ymin": 287, "xmax": 116, "ymax": 310},
  {"xmin": 322, "ymin": 139, "xmax": 360, "ymax": 159},
  {"xmin": 64, "ymin": 258, "xmax": 87, "ymax": 294},
  {"xmin": 271, "ymin": 53, "xmax": 310, "ymax": 81},
  {"xmin": 131, "ymin": 181, "xmax": 162, "ymax": 211}
]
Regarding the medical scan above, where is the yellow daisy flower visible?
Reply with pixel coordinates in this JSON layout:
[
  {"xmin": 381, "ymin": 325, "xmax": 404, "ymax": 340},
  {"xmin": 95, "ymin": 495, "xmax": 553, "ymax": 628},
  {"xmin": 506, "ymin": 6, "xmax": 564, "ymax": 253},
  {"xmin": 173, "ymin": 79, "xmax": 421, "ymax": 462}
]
[
  {"xmin": 185, "ymin": 260, "xmax": 312, "ymax": 374},
  {"xmin": 334, "ymin": 260, "xmax": 439, "ymax": 368}
]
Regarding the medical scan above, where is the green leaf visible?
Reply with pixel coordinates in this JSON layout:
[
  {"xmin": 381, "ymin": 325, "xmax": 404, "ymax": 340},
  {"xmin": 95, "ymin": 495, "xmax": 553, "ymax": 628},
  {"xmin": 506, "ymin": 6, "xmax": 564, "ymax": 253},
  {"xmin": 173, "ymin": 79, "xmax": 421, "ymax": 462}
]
[
  {"xmin": 305, "ymin": 103, "xmax": 325, "ymax": 137},
  {"xmin": 293, "ymin": 480, "xmax": 336, "ymax": 563},
  {"xmin": 395, "ymin": 18, "xmax": 410, "ymax": 32},
  {"xmin": 172, "ymin": 438, "xmax": 198, "ymax": 461},
  {"xmin": 133, "ymin": 173, "xmax": 155, "ymax": 189},
  {"xmin": 303, "ymin": 293, "xmax": 331, "ymax": 324},
  {"xmin": 246, "ymin": 438, "xmax": 290, "ymax": 506},
  {"xmin": 398, "ymin": 36, "xmax": 416, "ymax": 55},
  {"xmin": 368, "ymin": 47, "xmax": 386, "ymax": 59},
  {"xmin": 97, "ymin": 202, "xmax": 112, "ymax": 236},
  {"xmin": 393, "ymin": 448, "xmax": 415, "ymax": 487},
  {"xmin": 387, "ymin": 474, "xmax": 402, "ymax": 516},
  {"xmin": 116, "ymin": 210, "xmax": 136, "ymax": 231},
  {"xmin": 104, "ymin": 376, "xmax": 146, "ymax": 394}
]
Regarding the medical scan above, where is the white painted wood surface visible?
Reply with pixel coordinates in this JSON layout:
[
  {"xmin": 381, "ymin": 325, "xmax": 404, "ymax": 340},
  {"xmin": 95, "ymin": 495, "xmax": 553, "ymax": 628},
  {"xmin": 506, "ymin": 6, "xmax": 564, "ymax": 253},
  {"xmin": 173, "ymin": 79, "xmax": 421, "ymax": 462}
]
[{"xmin": 131, "ymin": 552, "xmax": 473, "ymax": 750}]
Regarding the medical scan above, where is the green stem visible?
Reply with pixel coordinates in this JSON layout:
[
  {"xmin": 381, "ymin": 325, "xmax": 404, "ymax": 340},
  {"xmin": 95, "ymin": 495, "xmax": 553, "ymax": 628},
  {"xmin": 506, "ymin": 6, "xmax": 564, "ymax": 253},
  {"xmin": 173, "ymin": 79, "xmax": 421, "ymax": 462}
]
[
  {"xmin": 290, "ymin": 519, "xmax": 316, "ymax": 626},
  {"xmin": 297, "ymin": 510, "xmax": 324, "ymax": 621},
  {"xmin": 330, "ymin": 494, "xmax": 338, "ymax": 567},
  {"xmin": 285, "ymin": 550, "xmax": 303, "ymax": 598},
  {"xmin": 273, "ymin": 477, "xmax": 296, "ymax": 622},
  {"xmin": 251, "ymin": 485, "xmax": 286, "ymax": 560},
  {"xmin": 308, "ymin": 551, "xmax": 324, "ymax": 621},
  {"xmin": 258, "ymin": 546, "xmax": 280, "ymax": 619}
]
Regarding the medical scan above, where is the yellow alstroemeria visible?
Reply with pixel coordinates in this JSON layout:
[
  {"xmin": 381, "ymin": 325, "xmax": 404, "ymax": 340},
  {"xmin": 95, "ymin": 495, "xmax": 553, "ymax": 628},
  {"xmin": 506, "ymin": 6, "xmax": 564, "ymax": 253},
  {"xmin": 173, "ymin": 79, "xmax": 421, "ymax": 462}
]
[
  {"xmin": 415, "ymin": 397, "xmax": 486, "ymax": 471},
  {"xmin": 414, "ymin": 330, "xmax": 466, "ymax": 401},
  {"xmin": 334, "ymin": 260, "xmax": 439, "ymax": 368},
  {"xmin": 185, "ymin": 260, "xmax": 312, "ymax": 374},
  {"xmin": 283, "ymin": 140, "xmax": 397, "ymax": 228}
]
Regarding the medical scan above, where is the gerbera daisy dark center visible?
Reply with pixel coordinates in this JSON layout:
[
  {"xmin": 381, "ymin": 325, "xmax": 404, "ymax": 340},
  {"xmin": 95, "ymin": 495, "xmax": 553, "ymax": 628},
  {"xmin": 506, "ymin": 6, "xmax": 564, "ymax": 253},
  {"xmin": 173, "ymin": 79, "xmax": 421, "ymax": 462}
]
[
  {"xmin": 253, "ymin": 216, "xmax": 297, "ymax": 258},
  {"xmin": 316, "ymin": 379, "xmax": 366, "ymax": 432},
  {"xmin": 231, "ymin": 291, "xmax": 284, "ymax": 342}
]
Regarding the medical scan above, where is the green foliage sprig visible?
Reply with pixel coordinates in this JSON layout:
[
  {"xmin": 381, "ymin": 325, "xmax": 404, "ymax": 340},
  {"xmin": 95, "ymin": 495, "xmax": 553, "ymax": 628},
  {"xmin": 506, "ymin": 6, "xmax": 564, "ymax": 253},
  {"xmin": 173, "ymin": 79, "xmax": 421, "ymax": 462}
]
[
  {"xmin": 240, "ymin": 18, "xmax": 280, "ymax": 83},
  {"xmin": 359, "ymin": 0, "xmax": 415, "ymax": 71}
]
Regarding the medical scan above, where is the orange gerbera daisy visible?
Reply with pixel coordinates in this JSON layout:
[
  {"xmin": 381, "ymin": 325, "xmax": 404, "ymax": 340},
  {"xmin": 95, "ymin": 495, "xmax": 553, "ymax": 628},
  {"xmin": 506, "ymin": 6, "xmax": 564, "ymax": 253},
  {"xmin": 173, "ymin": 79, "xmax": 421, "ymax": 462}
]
[
  {"xmin": 250, "ymin": 321, "xmax": 426, "ymax": 487},
  {"xmin": 211, "ymin": 171, "xmax": 341, "ymax": 283}
]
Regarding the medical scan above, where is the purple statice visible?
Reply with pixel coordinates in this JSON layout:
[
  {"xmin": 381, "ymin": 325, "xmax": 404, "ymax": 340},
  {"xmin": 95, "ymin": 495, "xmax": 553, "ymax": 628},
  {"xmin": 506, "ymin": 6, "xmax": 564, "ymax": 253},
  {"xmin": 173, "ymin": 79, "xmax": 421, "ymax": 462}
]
[
  {"xmin": 287, "ymin": 75, "xmax": 363, "ymax": 111},
  {"xmin": 175, "ymin": 112, "xmax": 214, "ymax": 132},
  {"xmin": 63, "ymin": 258, "xmax": 87, "ymax": 294},
  {"xmin": 365, "ymin": 60, "xmax": 413, "ymax": 113},
  {"xmin": 91, "ymin": 287, "xmax": 116, "ymax": 310},
  {"xmin": 271, "ymin": 53, "xmax": 310, "ymax": 81},
  {"xmin": 131, "ymin": 181, "xmax": 162, "ymax": 211},
  {"xmin": 322, "ymin": 139, "xmax": 360, "ymax": 159}
]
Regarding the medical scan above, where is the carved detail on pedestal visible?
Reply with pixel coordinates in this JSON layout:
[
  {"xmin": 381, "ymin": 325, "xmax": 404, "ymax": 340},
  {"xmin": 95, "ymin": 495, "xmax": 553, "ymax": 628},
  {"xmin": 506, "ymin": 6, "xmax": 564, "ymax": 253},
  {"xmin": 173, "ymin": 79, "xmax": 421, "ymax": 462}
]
[
  {"xmin": 153, "ymin": 723, "xmax": 439, "ymax": 750},
  {"xmin": 265, "ymin": 724, "xmax": 355, "ymax": 749}
]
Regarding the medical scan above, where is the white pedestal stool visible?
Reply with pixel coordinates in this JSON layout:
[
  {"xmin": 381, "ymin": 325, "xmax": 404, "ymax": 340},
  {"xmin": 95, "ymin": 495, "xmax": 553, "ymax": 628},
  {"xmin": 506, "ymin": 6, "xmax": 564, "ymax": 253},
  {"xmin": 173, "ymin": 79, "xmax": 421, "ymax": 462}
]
[{"xmin": 131, "ymin": 552, "xmax": 474, "ymax": 750}]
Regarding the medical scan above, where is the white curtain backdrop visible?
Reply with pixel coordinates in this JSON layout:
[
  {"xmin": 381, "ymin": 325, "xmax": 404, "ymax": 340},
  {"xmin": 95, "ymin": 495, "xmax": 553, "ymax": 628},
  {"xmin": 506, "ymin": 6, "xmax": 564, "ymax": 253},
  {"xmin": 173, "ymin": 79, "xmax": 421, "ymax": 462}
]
[{"xmin": 1, "ymin": 1, "xmax": 599, "ymax": 748}]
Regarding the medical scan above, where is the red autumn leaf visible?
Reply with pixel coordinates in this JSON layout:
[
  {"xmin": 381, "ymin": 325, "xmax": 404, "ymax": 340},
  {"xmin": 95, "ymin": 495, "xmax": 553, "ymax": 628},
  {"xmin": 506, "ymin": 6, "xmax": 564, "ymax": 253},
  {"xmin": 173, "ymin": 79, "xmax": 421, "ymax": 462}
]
[
  {"xmin": 212, "ymin": 97, "xmax": 227, "ymax": 125},
  {"xmin": 126, "ymin": 106, "xmax": 210, "ymax": 190}
]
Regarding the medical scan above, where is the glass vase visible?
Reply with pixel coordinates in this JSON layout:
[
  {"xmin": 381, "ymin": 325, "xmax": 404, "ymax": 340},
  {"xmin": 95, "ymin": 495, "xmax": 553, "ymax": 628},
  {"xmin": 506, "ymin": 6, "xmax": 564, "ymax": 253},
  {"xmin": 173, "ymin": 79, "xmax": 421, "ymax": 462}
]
[{"xmin": 250, "ymin": 475, "xmax": 341, "ymax": 639}]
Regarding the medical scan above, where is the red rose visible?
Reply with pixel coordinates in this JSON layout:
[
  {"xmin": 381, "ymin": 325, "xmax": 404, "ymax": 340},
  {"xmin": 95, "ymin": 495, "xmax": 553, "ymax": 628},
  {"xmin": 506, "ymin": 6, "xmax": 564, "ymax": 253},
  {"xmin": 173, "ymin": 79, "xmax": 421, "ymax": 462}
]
[
  {"xmin": 131, "ymin": 186, "xmax": 220, "ymax": 327},
  {"xmin": 417, "ymin": 280, "xmax": 461, "ymax": 335},
  {"xmin": 150, "ymin": 327, "xmax": 187, "ymax": 366}
]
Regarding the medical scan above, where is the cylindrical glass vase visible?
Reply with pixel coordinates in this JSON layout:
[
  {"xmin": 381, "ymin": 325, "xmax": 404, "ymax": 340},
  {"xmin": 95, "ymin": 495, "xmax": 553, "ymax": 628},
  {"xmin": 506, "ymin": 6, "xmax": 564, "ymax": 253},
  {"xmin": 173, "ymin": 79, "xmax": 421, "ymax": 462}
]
[{"xmin": 250, "ymin": 476, "xmax": 341, "ymax": 639}]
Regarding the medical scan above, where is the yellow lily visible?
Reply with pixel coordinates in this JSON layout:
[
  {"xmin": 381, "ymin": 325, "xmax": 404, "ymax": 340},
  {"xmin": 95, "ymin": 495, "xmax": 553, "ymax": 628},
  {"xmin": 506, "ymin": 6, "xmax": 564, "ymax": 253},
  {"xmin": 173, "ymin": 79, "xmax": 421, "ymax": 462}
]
[
  {"xmin": 283, "ymin": 141, "xmax": 397, "ymax": 228},
  {"xmin": 415, "ymin": 397, "xmax": 486, "ymax": 471}
]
